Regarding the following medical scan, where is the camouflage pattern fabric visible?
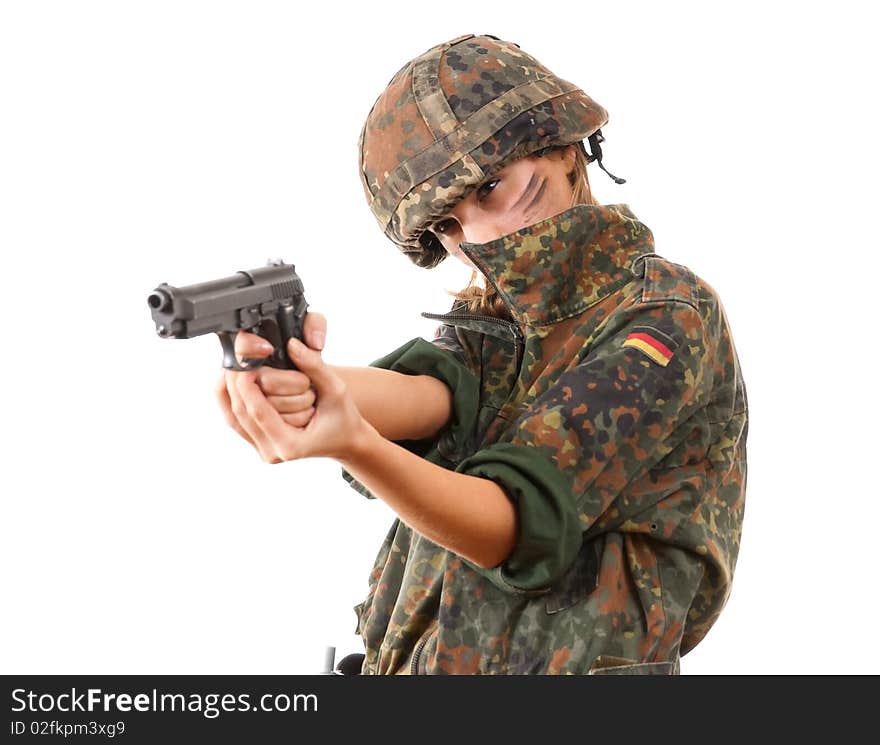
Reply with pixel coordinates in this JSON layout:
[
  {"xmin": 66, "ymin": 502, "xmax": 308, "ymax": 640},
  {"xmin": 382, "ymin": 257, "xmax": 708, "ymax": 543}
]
[
  {"xmin": 358, "ymin": 34, "xmax": 608, "ymax": 268},
  {"xmin": 342, "ymin": 203, "xmax": 748, "ymax": 674}
]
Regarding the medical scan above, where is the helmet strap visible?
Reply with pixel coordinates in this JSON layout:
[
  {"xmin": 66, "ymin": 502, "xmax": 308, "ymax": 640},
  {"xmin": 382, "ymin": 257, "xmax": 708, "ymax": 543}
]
[{"xmin": 582, "ymin": 131, "xmax": 626, "ymax": 185}]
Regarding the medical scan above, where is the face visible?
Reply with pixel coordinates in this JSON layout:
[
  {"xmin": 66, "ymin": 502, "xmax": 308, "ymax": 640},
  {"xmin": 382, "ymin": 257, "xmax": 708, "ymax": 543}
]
[{"xmin": 428, "ymin": 146, "xmax": 578, "ymax": 269}]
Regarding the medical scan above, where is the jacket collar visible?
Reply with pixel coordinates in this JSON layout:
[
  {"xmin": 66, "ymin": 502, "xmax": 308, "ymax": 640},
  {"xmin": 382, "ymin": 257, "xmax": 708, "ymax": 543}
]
[{"xmin": 458, "ymin": 203, "xmax": 655, "ymax": 326}]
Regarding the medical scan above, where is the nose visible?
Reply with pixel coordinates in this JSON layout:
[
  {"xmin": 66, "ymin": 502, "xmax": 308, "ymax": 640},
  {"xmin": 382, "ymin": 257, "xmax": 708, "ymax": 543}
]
[
  {"xmin": 448, "ymin": 200, "xmax": 503, "ymax": 246},
  {"xmin": 460, "ymin": 224, "xmax": 502, "ymax": 246}
]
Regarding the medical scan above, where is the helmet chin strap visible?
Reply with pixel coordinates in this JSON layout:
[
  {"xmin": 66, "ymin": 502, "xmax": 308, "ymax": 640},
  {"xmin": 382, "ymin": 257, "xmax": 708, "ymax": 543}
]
[{"xmin": 580, "ymin": 131, "xmax": 627, "ymax": 185}]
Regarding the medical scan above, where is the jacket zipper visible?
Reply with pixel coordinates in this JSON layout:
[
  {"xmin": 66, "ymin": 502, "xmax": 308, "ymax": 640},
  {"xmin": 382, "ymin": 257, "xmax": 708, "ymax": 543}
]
[
  {"xmin": 416, "ymin": 254, "xmax": 524, "ymax": 677},
  {"xmin": 459, "ymin": 243, "xmax": 523, "ymax": 332},
  {"xmin": 410, "ymin": 631, "xmax": 432, "ymax": 675},
  {"xmin": 420, "ymin": 310, "xmax": 523, "ymax": 341},
  {"xmin": 422, "ymin": 310, "xmax": 524, "ymax": 371}
]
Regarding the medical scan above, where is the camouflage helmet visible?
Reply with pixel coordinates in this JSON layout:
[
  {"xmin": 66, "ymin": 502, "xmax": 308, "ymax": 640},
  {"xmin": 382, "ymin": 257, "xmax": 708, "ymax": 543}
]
[{"xmin": 358, "ymin": 34, "xmax": 609, "ymax": 269}]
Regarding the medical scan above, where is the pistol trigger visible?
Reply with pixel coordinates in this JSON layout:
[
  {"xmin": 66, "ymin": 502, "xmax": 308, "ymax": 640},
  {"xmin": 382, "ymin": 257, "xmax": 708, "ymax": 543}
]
[
  {"xmin": 240, "ymin": 356, "xmax": 268, "ymax": 370},
  {"xmin": 219, "ymin": 331, "xmax": 267, "ymax": 371}
]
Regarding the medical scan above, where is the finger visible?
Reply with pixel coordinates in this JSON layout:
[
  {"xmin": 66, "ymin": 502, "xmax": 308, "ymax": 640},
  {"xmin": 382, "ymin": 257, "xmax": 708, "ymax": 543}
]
[
  {"xmin": 287, "ymin": 337, "xmax": 345, "ymax": 397},
  {"xmin": 256, "ymin": 366, "xmax": 313, "ymax": 396},
  {"xmin": 234, "ymin": 372, "xmax": 302, "ymax": 460},
  {"xmin": 280, "ymin": 407, "xmax": 315, "ymax": 427},
  {"xmin": 266, "ymin": 388, "xmax": 316, "ymax": 414},
  {"xmin": 215, "ymin": 373, "xmax": 256, "ymax": 447},
  {"xmin": 234, "ymin": 330, "xmax": 275, "ymax": 366},
  {"xmin": 303, "ymin": 311, "xmax": 327, "ymax": 351},
  {"xmin": 228, "ymin": 371, "xmax": 284, "ymax": 463},
  {"xmin": 234, "ymin": 371, "xmax": 307, "ymax": 461}
]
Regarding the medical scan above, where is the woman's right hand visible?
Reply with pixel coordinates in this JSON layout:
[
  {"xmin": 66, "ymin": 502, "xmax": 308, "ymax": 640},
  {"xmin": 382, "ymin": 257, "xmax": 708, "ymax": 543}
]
[{"xmin": 215, "ymin": 312, "xmax": 326, "ymax": 447}]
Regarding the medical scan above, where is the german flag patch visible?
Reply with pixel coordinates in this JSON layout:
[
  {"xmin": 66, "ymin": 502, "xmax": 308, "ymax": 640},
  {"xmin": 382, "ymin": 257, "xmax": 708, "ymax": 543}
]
[{"xmin": 622, "ymin": 330, "xmax": 674, "ymax": 367}]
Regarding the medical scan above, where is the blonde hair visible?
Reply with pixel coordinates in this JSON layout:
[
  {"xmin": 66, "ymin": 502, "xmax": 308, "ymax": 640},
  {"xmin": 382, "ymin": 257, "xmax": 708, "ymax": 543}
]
[{"xmin": 446, "ymin": 145, "xmax": 596, "ymax": 319}]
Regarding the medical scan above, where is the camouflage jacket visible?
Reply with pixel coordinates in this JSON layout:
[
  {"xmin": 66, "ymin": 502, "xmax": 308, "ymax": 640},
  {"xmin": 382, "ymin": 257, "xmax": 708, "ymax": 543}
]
[{"xmin": 342, "ymin": 203, "xmax": 748, "ymax": 674}]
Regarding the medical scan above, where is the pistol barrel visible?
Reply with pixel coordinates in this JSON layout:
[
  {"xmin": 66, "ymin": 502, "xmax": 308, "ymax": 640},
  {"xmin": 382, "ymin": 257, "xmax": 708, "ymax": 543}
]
[{"xmin": 148, "ymin": 263, "xmax": 302, "ymax": 339}]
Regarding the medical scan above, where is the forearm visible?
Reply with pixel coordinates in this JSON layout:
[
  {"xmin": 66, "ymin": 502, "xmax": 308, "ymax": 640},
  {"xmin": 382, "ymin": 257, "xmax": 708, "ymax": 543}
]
[
  {"xmin": 331, "ymin": 365, "xmax": 452, "ymax": 442},
  {"xmin": 340, "ymin": 422, "xmax": 517, "ymax": 569}
]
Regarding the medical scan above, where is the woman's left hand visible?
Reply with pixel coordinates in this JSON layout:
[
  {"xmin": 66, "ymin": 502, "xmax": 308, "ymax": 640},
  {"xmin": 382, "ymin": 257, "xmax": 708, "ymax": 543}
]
[{"xmin": 222, "ymin": 336, "xmax": 370, "ymax": 464}]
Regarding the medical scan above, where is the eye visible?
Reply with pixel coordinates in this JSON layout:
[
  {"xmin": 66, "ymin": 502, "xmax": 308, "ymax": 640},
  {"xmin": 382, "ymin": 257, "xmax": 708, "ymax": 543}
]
[
  {"xmin": 432, "ymin": 218, "xmax": 456, "ymax": 235},
  {"xmin": 477, "ymin": 178, "xmax": 499, "ymax": 200}
]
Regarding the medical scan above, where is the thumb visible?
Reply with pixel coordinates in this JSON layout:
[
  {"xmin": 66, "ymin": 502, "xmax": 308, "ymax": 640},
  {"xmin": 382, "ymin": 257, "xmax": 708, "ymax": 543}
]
[{"xmin": 286, "ymin": 337, "xmax": 338, "ymax": 392}]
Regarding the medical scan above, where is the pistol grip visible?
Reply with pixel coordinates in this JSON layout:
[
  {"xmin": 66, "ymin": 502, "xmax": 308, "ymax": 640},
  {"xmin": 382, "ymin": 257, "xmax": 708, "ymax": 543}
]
[
  {"xmin": 275, "ymin": 297, "xmax": 309, "ymax": 369},
  {"xmin": 218, "ymin": 295, "xmax": 308, "ymax": 372}
]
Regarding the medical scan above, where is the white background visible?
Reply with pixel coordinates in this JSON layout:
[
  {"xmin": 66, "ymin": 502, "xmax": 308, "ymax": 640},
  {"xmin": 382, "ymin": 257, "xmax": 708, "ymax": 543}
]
[{"xmin": 2, "ymin": 1, "xmax": 877, "ymax": 675}]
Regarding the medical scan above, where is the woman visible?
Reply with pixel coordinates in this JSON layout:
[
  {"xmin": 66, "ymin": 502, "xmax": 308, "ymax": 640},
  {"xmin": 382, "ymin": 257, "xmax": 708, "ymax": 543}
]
[{"xmin": 217, "ymin": 34, "xmax": 748, "ymax": 675}]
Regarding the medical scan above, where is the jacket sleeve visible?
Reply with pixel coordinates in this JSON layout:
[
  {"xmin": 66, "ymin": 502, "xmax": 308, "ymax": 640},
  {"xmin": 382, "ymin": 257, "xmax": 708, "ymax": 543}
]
[
  {"xmin": 456, "ymin": 298, "xmax": 714, "ymax": 593},
  {"xmin": 340, "ymin": 326, "xmax": 480, "ymax": 499}
]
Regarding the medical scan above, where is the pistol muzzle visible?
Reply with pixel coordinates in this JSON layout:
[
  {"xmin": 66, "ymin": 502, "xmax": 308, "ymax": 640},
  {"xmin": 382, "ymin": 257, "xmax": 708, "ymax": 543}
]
[{"xmin": 147, "ymin": 289, "xmax": 171, "ymax": 312}]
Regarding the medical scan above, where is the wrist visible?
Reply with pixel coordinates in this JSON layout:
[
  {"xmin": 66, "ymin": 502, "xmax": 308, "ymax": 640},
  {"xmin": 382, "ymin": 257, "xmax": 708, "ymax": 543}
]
[{"xmin": 338, "ymin": 415, "xmax": 381, "ymax": 465}]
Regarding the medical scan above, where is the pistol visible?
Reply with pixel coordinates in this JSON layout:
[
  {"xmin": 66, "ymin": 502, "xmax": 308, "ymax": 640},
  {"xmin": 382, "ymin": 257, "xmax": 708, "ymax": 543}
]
[{"xmin": 147, "ymin": 259, "xmax": 308, "ymax": 371}]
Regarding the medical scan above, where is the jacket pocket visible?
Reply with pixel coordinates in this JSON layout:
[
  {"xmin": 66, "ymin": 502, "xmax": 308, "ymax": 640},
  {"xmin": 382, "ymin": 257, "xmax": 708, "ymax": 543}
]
[{"xmin": 588, "ymin": 655, "xmax": 680, "ymax": 675}]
